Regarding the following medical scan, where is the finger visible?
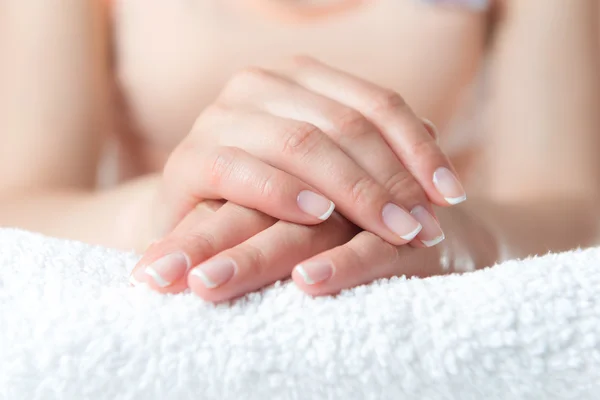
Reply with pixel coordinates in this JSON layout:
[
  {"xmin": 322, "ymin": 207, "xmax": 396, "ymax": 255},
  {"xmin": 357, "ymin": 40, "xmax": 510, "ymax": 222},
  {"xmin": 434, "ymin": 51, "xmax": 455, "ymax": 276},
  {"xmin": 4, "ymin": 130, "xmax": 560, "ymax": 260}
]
[
  {"xmin": 163, "ymin": 145, "xmax": 337, "ymax": 231},
  {"xmin": 277, "ymin": 56, "xmax": 467, "ymax": 206},
  {"xmin": 129, "ymin": 199, "xmax": 223, "ymax": 287},
  {"xmin": 200, "ymin": 109, "xmax": 423, "ymax": 246},
  {"xmin": 421, "ymin": 117, "xmax": 439, "ymax": 143},
  {"xmin": 291, "ymin": 230, "xmax": 444, "ymax": 296},
  {"xmin": 131, "ymin": 201, "xmax": 276, "ymax": 294},
  {"xmin": 224, "ymin": 72, "xmax": 444, "ymax": 247},
  {"xmin": 187, "ymin": 211, "xmax": 358, "ymax": 303}
]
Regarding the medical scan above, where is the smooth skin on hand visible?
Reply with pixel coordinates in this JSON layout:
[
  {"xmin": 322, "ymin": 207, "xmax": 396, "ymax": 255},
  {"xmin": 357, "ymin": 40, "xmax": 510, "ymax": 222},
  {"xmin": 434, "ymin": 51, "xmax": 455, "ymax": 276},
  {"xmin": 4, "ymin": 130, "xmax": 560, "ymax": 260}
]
[
  {"xmin": 156, "ymin": 58, "xmax": 465, "ymax": 242},
  {"xmin": 133, "ymin": 57, "xmax": 466, "ymax": 290}
]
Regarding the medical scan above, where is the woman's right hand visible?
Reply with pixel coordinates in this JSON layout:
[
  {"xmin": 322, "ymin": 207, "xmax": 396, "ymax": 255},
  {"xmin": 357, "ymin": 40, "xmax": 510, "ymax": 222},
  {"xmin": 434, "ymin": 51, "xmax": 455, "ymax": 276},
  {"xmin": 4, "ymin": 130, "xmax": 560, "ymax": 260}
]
[
  {"xmin": 131, "ymin": 196, "xmax": 496, "ymax": 302},
  {"xmin": 155, "ymin": 56, "xmax": 466, "ymax": 249}
]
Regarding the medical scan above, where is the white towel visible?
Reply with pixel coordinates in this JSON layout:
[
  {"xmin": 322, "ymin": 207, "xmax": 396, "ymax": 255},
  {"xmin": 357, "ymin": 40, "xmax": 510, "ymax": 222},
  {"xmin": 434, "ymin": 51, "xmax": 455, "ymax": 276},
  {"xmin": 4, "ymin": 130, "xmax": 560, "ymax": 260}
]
[{"xmin": 0, "ymin": 228, "xmax": 599, "ymax": 400}]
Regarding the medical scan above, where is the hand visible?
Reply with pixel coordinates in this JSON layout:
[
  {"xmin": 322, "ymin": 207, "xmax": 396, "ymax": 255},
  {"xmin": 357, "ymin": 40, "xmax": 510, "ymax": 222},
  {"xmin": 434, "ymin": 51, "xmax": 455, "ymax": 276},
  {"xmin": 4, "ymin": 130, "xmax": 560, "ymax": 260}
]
[
  {"xmin": 154, "ymin": 56, "xmax": 465, "ymax": 249},
  {"xmin": 130, "ymin": 199, "xmax": 496, "ymax": 302}
]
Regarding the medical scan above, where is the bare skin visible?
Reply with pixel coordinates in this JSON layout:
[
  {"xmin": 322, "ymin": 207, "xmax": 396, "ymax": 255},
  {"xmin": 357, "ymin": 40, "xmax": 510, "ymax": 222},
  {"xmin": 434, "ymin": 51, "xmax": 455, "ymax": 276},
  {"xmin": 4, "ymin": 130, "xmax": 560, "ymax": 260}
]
[{"xmin": 1, "ymin": 0, "xmax": 599, "ymax": 301}]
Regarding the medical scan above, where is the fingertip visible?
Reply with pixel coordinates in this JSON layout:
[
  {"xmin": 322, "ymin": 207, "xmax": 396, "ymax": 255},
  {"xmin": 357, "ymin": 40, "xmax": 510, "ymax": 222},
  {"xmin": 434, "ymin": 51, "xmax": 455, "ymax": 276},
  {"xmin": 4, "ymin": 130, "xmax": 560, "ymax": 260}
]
[
  {"xmin": 187, "ymin": 265, "xmax": 235, "ymax": 304},
  {"xmin": 292, "ymin": 276, "xmax": 340, "ymax": 297},
  {"xmin": 420, "ymin": 233, "xmax": 446, "ymax": 248},
  {"xmin": 432, "ymin": 167, "xmax": 467, "ymax": 206},
  {"xmin": 297, "ymin": 190, "xmax": 336, "ymax": 222},
  {"xmin": 399, "ymin": 223, "xmax": 423, "ymax": 242},
  {"xmin": 381, "ymin": 202, "xmax": 423, "ymax": 245},
  {"xmin": 291, "ymin": 260, "xmax": 341, "ymax": 297},
  {"xmin": 129, "ymin": 273, "xmax": 143, "ymax": 286},
  {"xmin": 130, "ymin": 263, "xmax": 149, "ymax": 287},
  {"xmin": 187, "ymin": 281, "xmax": 217, "ymax": 302},
  {"xmin": 129, "ymin": 258, "xmax": 191, "ymax": 294},
  {"xmin": 317, "ymin": 200, "xmax": 336, "ymax": 221},
  {"xmin": 444, "ymin": 194, "xmax": 467, "ymax": 206},
  {"xmin": 187, "ymin": 281, "xmax": 236, "ymax": 304}
]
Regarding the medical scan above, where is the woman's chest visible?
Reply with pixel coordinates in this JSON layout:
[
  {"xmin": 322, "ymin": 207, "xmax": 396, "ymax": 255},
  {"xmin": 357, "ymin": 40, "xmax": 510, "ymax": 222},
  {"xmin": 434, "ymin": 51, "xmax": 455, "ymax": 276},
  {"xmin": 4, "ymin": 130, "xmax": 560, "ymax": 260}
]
[{"xmin": 110, "ymin": 0, "xmax": 488, "ymax": 161}]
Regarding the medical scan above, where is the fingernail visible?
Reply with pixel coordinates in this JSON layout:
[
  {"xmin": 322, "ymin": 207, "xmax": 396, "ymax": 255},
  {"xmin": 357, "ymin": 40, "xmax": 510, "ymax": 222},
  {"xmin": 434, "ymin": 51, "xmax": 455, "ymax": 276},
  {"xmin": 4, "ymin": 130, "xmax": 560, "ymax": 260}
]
[
  {"xmin": 144, "ymin": 252, "xmax": 190, "ymax": 288},
  {"xmin": 297, "ymin": 190, "xmax": 335, "ymax": 220},
  {"xmin": 129, "ymin": 274, "xmax": 142, "ymax": 286},
  {"xmin": 433, "ymin": 167, "xmax": 467, "ymax": 205},
  {"xmin": 190, "ymin": 258, "xmax": 237, "ymax": 289},
  {"xmin": 131, "ymin": 267, "xmax": 147, "ymax": 286},
  {"xmin": 382, "ymin": 203, "xmax": 422, "ymax": 241},
  {"xmin": 295, "ymin": 260, "xmax": 334, "ymax": 285},
  {"xmin": 410, "ymin": 205, "xmax": 445, "ymax": 247},
  {"xmin": 421, "ymin": 117, "xmax": 439, "ymax": 143}
]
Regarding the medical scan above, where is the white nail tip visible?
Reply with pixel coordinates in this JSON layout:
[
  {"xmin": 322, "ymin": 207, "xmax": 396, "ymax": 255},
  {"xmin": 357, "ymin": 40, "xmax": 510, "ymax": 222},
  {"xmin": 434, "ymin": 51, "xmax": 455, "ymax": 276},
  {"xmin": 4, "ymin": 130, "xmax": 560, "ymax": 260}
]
[
  {"xmin": 421, "ymin": 233, "xmax": 446, "ymax": 247},
  {"xmin": 444, "ymin": 195, "xmax": 467, "ymax": 205},
  {"xmin": 190, "ymin": 268, "xmax": 218, "ymax": 289},
  {"xmin": 294, "ymin": 265, "xmax": 315, "ymax": 285},
  {"xmin": 317, "ymin": 201, "xmax": 336, "ymax": 221},
  {"xmin": 144, "ymin": 266, "xmax": 171, "ymax": 288},
  {"xmin": 129, "ymin": 274, "xmax": 142, "ymax": 286},
  {"xmin": 399, "ymin": 224, "xmax": 423, "ymax": 241}
]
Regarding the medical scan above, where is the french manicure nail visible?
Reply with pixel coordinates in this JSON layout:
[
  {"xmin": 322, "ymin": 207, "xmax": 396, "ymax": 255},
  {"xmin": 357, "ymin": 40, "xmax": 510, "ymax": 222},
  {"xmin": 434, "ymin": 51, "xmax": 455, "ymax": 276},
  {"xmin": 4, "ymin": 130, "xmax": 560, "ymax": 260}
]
[
  {"xmin": 295, "ymin": 260, "xmax": 334, "ymax": 285},
  {"xmin": 144, "ymin": 253, "xmax": 190, "ymax": 288},
  {"xmin": 433, "ymin": 167, "xmax": 467, "ymax": 205},
  {"xmin": 131, "ymin": 267, "xmax": 147, "ymax": 286},
  {"xmin": 297, "ymin": 190, "xmax": 335, "ymax": 220},
  {"xmin": 190, "ymin": 258, "xmax": 237, "ymax": 289},
  {"xmin": 382, "ymin": 203, "xmax": 422, "ymax": 241},
  {"xmin": 410, "ymin": 205, "xmax": 445, "ymax": 247},
  {"xmin": 129, "ymin": 274, "xmax": 142, "ymax": 286}
]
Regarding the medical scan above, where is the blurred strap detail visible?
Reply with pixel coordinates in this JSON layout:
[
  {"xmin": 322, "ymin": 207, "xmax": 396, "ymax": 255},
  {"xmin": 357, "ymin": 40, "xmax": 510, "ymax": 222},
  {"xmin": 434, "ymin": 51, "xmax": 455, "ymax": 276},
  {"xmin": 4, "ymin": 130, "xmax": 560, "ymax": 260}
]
[
  {"xmin": 419, "ymin": 0, "xmax": 491, "ymax": 11},
  {"xmin": 239, "ymin": 0, "xmax": 490, "ymax": 23}
]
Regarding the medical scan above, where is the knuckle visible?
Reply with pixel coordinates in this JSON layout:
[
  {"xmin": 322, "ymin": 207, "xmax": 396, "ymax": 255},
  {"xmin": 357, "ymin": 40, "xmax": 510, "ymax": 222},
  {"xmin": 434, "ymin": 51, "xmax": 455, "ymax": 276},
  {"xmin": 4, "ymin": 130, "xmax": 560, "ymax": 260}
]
[
  {"xmin": 281, "ymin": 122, "xmax": 324, "ymax": 158},
  {"xmin": 355, "ymin": 231, "xmax": 400, "ymax": 265},
  {"xmin": 206, "ymin": 146, "xmax": 239, "ymax": 187},
  {"xmin": 347, "ymin": 175, "xmax": 381, "ymax": 207},
  {"xmin": 183, "ymin": 230, "xmax": 218, "ymax": 257},
  {"xmin": 255, "ymin": 172, "xmax": 279, "ymax": 199},
  {"xmin": 368, "ymin": 89, "xmax": 407, "ymax": 116},
  {"xmin": 239, "ymin": 243, "xmax": 269, "ymax": 277},
  {"xmin": 406, "ymin": 137, "xmax": 442, "ymax": 160},
  {"xmin": 383, "ymin": 171, "xmax": 423, "ymax": 204},
  {"xmin": 329, "ymin": 109, "xmax": 373, "ymax": 141}
]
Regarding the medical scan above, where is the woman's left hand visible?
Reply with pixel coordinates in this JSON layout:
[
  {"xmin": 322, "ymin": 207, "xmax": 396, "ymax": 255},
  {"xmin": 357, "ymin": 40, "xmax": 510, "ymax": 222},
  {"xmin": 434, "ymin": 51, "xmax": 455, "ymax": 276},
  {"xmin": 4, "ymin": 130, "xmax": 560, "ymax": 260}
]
[{"xmin": 130, "ymin": 198, "xmax": 497, "ymax": 302}]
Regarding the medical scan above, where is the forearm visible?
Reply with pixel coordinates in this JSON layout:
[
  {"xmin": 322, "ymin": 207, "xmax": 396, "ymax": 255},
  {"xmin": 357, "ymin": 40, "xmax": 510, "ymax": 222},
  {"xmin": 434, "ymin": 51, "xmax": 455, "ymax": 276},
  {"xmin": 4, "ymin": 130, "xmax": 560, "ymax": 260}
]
[
  {"xmin": 0, "ymin": 176, "xmax": 158, "ymax": 251},
  {"xmin": 0, "ymin": 0, "xmax": 109, "ymax": 189},
  {"xmin": 486, "ymin": 0, "xmax": 600, "ymax": 200}
]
